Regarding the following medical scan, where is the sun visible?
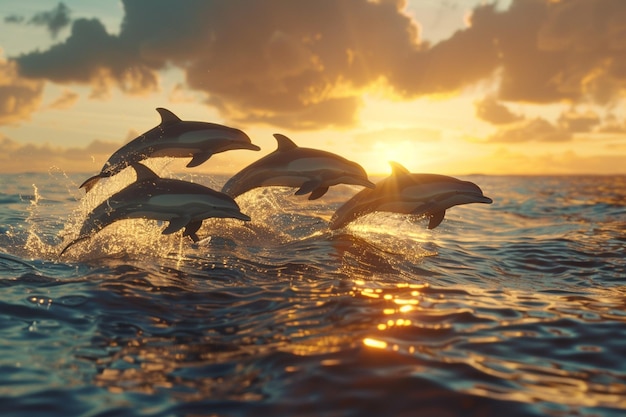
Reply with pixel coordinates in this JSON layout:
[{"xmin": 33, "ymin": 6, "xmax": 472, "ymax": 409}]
[{"xmin": 362, "ymin": 140, "xmax": 426, "ymax": 176}]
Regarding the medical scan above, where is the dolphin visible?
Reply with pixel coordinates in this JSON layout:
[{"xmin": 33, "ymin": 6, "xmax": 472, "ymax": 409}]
[
  {"xmin": 221, "ymin": 134, "xmax": 375, "ymax": 200},
  {"xmin": 79, "ymin": 107, "xmax": 261, "ymax": 192},
  {"xmin": 61, "ymin": 163, "xmax": 250, "ymax": 255},
  {"xmin": 329, "ymin": 162, "xmax": 492, "ymax": 230}
]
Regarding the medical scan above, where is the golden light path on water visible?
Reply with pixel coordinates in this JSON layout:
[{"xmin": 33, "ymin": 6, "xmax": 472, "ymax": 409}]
[
  {"xmin": 357, "ymin": 280, "xmax": 424, "ymax": 353},
  {"xmin": 355, "ymin": 277, "xmax": 626, "ymax": 410}
]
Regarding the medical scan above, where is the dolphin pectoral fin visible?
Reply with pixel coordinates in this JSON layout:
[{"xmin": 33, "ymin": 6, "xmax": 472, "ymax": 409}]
[
  {"xmin": 79, "ymin": 175, "xmax": 102, "ymax": 192},
  {"xmin": 163, "ymin": 216, "xmax": 191, "ymax": 235},
  {"xmin": 186, "ymin": 152, "xmax": 213, "ymax": 168},
  {"xmin": 428, "ymin": 210, "xmax": 446, "ymax": 229},
  {"xmin": 308, "ymin": 186, "xmax": 329, "ymax": 200},
  {"xmin": 295, "ymin": 180, "xmax": 322, "ymax": 196},
  {"xmin": 183, "ymin": 220, "xmax": 203, "ymax": 242}
]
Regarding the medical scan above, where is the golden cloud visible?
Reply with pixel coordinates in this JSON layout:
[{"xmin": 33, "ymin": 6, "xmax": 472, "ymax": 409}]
[
  {"xmin": 8, "ymin": 0, "xmax": 626, "ymax": 133},
  {"xmin": 0, "ymin": 134, "xmax": 119, "ymax": 173},
  {"xmin": 0, "ymin": 58, "xmax": 44, "ymax": 125}
]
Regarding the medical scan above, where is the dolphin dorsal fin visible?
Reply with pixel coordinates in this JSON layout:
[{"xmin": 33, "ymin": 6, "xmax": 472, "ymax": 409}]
[
  {"xmin": 273, "ymin": 134, "xmax": 298, "ymax": 152},
  {"xmin": 389, "ymin": 161, "xmax": 411, "ymax": 177},
  {"xmin": 156, "ymin": 108, "xmax": 182, "ymax": 125},
  {"xmin": 132, "ymin": 163, "xmax": 160, "ymax": 182}
]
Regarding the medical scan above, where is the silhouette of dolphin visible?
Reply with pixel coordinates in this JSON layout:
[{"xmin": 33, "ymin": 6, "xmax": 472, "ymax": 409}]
[
  {"xmin": 329, "ymin": 162, "xmax": 492, "ymax": 230},
  {"xmin": 61, "ymin": 164, "xmax": 250, "ymax": 255},
  {"xmin": 221, "ymin": 134, "xmax": 375, "ymax": 200},
  {"xmin": 80, "ymin": 108, "xmax": 260, "ymax": 192}
]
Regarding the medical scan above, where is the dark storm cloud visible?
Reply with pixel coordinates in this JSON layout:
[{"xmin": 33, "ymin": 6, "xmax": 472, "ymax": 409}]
[
  {"xmin": 29, "ymin": 2, "xmax": 72, "ymax": 38},
  {"xmin": 4, "ymin": 15, "xmax": 25, "ymax": 24},
  {"xmin": 16, "ymin": 17, "xmax": 158, "ymax": 95},
  {"xmin": 4, "ymin": 3, "xmax": 71, "ymax": 38},
  {"xmin": 11, "ymin": 0, "xmax": 626, "ymax": 130}
]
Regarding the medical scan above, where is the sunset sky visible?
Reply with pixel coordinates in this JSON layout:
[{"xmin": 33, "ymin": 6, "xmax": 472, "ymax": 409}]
[{"xmin": 1, "ymin": 0, "xmax": 625, "ymax": 176}]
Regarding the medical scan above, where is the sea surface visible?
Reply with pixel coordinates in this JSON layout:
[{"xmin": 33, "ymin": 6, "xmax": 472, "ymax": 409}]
[{"xmin": 0, "ymin": 167, "xmax": 625, "ymax": 416}]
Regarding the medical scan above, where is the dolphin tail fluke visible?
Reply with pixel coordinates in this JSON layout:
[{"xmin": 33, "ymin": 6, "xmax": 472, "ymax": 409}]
[
  {"xmin": 79, "ymin": 174, "xmax": 102, "ymax": 192},
  {"xmin": 220, "ymin": 180, "xmax": 239, "ymax": 199},
  {"xmin": 59, "ymin": 235, "xmax": 90, "ymax": 256},
  {"xmin": 428, "ymin": 210, "xmax": 446, "ymax": 229},
  {"xmin": 328, "ymin": 206, "xmax": 362, "ymax": 231}
]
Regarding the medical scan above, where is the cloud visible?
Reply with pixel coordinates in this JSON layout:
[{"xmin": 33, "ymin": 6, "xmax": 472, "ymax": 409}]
[
  {"xmin": 0, "ymin": 57, "xmax": 44, "ymax": 125},
  {"xmin": 500, "ymin": 0, "xmax": 626, "ymax": 104},
  {"xmin": 4, "ymin": 2, "xmax": 72, "ymax": 38},
  {"xmin": 29, "ymin": 2, "xmax": 72, "ymax": 38},
  {"xmin": 10, "ymin": 0, "xmax": 626, "ymax": 130},
  {"xmin": 486, "ymin": 108, "xmax": 608, "ymax": 143},
  {"xmin": 557, "ymin": 109, "xmax": 600, "ymax": 133},
  {"xmin": 0, "ymin": 134, "xmax": 120, "ymax": 173},
  {"xmin": 15, "ymin": 17, "xmax": 159, "ymax": 96},
  {"xmin": 475, "ymin": 96, "xmax": 523, "ymax": 124},
  {"xmin": 4, "ymin": 15, "xmax": 25, "ymax": 24},
  {"xmin": 487, "ymin": 117, "xmax": 571, "ymax": 143},
  {"xmin": 596, "ymin": 114, "xmax": 626, "ymax": 134},
  {"xmin": 168, "ymin": 83, "xmax": 197, "ymax": 104},
  {"xmin": 11, "ymin": 0, "xmax": 424, "ymax": 128},
  {"xmin": 47, "ymin": 89, "xmax": 79, "ymax": 110}
]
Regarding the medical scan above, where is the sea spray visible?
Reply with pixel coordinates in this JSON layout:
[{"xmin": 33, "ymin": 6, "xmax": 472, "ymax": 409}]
[
  {"xmin": 24, "ymin": 183, "xmax": 50, "ymax": 257},
  {"xmin": 57, "ymin": 159, "xmax": 184, "ymax": 261}
]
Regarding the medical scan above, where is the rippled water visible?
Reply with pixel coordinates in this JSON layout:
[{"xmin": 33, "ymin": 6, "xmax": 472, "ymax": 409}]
[{"xmin": 1, "ymin": 169, "xmax": 625, "ymax": 416}]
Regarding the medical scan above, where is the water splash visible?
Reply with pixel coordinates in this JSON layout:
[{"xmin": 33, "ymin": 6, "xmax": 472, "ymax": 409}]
[{"xmin": 24, "ymin": 183, "xmax": 50, "ymax": 257}]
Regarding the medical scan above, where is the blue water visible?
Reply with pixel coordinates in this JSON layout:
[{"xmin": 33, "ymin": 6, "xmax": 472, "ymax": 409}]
[{"xmin": 1, "ymin": 169, "xmax": 625, "ymax": 416}]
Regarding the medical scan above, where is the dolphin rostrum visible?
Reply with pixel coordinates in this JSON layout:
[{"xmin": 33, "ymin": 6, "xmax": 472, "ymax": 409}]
[
  {"xmin": 329, "ymin": 162, "xmax": 492, "ymax": 230},
  {"xmin": 61, "ymin": 163, "xmax": 250, "ymax": 255},
  {"xmin": 80, "ymin": 108, "xmax": 260, "ymax": 192},
  {"xmin": 221, "ymin": 134, "xmax": 375, "ymax": 200}
]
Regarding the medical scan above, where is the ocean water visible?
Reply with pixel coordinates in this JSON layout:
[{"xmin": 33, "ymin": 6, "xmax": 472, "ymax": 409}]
[{"xmin": 0, "ymin": 167, "xmax": 625, "ymax": 416}]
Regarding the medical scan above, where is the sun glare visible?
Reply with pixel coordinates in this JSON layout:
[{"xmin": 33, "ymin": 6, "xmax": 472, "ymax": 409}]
[{"xmin": 365, "ymin": 140, "xmax": 425, "ymax": 175}]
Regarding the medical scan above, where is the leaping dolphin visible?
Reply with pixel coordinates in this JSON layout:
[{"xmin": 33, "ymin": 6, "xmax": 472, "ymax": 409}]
[
  {"xmin": 329, "ymin": 162, "xmax": 492, "ymax": 230},
  {"xmin": 80, "ymin": 108, "xmax": 261, "ymax": 192},
  {"xmin": 221, "ymin": 134, "xmax": 375, "ymax": 200},
  {"xmin": 61, "ymin": 163, "xmax": 250, "ymax": 255}
]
